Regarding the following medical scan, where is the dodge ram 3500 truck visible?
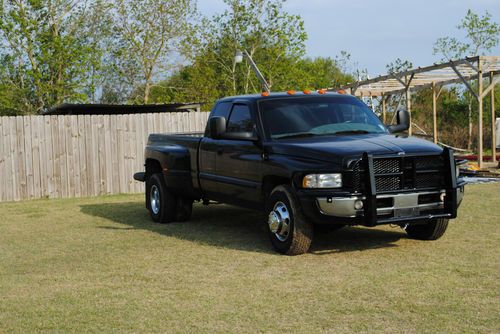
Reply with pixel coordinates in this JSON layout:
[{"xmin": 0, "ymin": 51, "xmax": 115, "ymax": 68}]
[{"xmin": 134, "ymin": 92, "xmax": 465, "ymax": 255}]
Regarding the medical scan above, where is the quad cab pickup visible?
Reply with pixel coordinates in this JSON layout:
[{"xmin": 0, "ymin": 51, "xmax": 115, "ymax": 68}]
[{"xmin": 134, "ymin": 92, "xmax": 465, "ymax": 255}]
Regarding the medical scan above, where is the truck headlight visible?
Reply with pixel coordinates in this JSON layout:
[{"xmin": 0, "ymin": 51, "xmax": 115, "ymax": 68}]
[{"xmin": 302, "ymin": 174, "xmax": 342, "ymax": 188}]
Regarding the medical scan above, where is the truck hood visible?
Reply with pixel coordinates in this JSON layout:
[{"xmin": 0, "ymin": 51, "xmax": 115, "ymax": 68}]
[{"xmin": 268, "ymin": 134, "xmax": 443, "ymax": 164}]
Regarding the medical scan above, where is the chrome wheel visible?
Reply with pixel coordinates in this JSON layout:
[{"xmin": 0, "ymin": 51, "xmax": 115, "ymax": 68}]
[
  {"xmin": 268, "ymin": 201, "xmax": 291, "ymax": 241},
  {"xmin": 150, "ymin": 185, "xmax": 160, "ymax": 215}
]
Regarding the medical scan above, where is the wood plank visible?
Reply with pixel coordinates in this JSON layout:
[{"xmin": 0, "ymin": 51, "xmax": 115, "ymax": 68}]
[
  {"xmin": 64, "ymin": 115, "xmax": 75, "ymax": 198},
  {"xmin": 157, "ymin": 112, "xmax": 165, "ymax": 133},
  {"xmin": 5, "ymin": 118, "xmax": 15, "ymax": 201},
  {"xmin": 125, "ymin": 114, "xmax": 135, "ymax": 193},
  {"xmin": 58, "ymin": 116, "xmax": 68, "ymax": 198},
  {"xmin": 3, "ymin": 118, "xmax": 12, "ymax": 201},
  {"xmin": 77, "ymin": 115, "xmax": 88, "ymax": 197},
  {"xmin": 70, "ymin": 116, "xmax": 81, "ymax": 197},
  {"xmin": 103, "ymin": 114, "xmax": 113, "ymax": 194},
  {"xmin": 0, "ymin": 117, "xmax": 5, "ymax": 201},
  {"xmin": 84, "ymin": 115, "xmax": 94, "ymax": 196},
  {"xmin": 36, "ymin": 116, "xmax": 47, "ymax": 198},
  {"xmin": 97, "ymin": 114, "xmax": 106, "ymax": 195},
  {"xmin": 23, "ymin": 116, "xmax": 35, "ymax": 199},
  {"xmin": 91, "ymin": 115, "xmax": 100, "ymax": 196},
  {"xmin": 15, "ymin": 117, "xmax": 26, "ymax": 200},
  {"xmin": 124, "ymin": 114, "xmax": 132, "ymax": 193},
  {"xmin": 187, "ymin": 112, "xmax": 192, "ymax": 132},
  {"xmin": 117, "ymin": 115, "xmax": 126, "ymax": 193},
  {"xmin": 162, "ymin": 113, "xmax": 170, "ymax": 133},
  {"xmin": 110, "ymin": 114, "xmax": 119, "ymax": 194},
  {"xmin": 52, "ymin": 115, "xmax": 62, "ymax": 198},
  {"xmin": 134, "ymin": 114, "xmax": 144, "ymax": 193},
  {"xmin": 30, "ymin": 116, "xmax": 42, "ymax": 199},
  {"xmin": 154, "ymin": 112, "xmax": 161, "ymax": 134},
  {"xmin": 44, "ymin": 116, "xmax": 55, "ymax": 198}
]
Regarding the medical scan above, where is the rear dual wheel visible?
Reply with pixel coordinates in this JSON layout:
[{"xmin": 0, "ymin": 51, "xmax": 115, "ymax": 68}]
[{"xmin": 146, "ymin": 173, "xmax": 193, "ymax": 223}]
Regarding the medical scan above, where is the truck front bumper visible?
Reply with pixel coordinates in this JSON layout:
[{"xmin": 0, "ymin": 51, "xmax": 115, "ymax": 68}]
[{"xmin": 316, "ymin": 186, "xmax": 464, "ymax": 220}]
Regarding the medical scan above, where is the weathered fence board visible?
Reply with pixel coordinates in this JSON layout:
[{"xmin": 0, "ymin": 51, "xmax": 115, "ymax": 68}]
[{"xmin": 0, "ymin": 112, "xmax": 209, "ymax": 202}]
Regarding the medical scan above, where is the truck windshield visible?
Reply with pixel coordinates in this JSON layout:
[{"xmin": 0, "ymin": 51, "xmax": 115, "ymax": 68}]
[{"xmin": 259, "ymin": 96, "xmax": 388, "ymax": 140}]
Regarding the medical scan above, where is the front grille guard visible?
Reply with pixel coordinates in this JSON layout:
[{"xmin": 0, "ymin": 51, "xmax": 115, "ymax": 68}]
[{"xmin": 361, "ymin": 148, "xmax": 458, "ymax": 226}]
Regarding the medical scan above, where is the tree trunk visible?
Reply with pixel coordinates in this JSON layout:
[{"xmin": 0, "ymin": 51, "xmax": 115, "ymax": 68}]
[{"xmin": 144, "ymin": 81, "xmax": 151, "ymax": 104}]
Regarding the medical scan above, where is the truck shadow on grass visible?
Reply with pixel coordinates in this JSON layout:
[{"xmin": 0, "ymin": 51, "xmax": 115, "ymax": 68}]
[{"xmin": 80, "ymin": 201, "xmax": 406, "ymax": 255}]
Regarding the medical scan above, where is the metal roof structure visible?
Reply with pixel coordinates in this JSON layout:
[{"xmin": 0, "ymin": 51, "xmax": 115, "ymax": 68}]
[
  {"xmin": 331, "ymin": 56, "xmax": 500, "ymax": 168},
  {"xmin": 43, "ymin": 102, "xmax": 203, "ymax": 115}
]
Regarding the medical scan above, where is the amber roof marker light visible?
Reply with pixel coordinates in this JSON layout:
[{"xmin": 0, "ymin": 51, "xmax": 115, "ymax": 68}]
[
  {"xmin": 317, "ymin": 89, "xmax": 327, "ymax": 94},
  {"xmin": 234, "ymin": 49, "xmax": 271, "ymax": 93}
]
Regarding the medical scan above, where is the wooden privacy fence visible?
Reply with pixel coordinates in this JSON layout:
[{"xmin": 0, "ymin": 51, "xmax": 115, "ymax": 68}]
[{"xmin": 0, "ymin": 112, "xmax": 210, "ymax": 202}]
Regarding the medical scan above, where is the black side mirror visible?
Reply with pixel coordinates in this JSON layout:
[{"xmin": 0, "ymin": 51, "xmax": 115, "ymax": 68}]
[
  {"xmin": 387, "ymin": 109, "xmax": 410, "ymax": 134},
  {"xmin": 209, "ymin": 116, "xmax": 226, "ymax": 139}
]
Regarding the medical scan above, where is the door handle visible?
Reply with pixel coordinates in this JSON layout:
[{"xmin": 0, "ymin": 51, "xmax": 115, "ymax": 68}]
[{"xmin": 217, "ymin": 149, "xmax": 223, "ymax": 155}]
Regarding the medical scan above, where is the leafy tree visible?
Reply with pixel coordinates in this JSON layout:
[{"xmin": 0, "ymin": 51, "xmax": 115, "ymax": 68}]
[
  {"xmin": 190, "ymin": 0, "xmax": 307, "ymax": 96},
  {"xmin": 113, "ymin": 0, "xmax": 197, "ymax": 104},
  {"xmin": 386, "ymin": 58, "xmax": 413, "ymax": 74},
  {"xmin": 0, "ymin": 0, "xmax": 109, "ymax": 113},
  {"xmin": 433, "ymin": 9, "xmax": 500, "ymax": 60}
]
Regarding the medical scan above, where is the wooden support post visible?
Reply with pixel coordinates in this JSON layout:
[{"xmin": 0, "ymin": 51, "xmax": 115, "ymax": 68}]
[
  {"xmin": 382, "ymin": 94, "xmax": 387, "ymax": 123},
  {"xmin": 491, "ymin": 72, "xmax": 497, "ymax": 162},
  {"xmin": 406, "ymin": 89, "xmax": 412, "ymax": 135},
  {"xmin": 432, "ymin": 82, "xmax": 438, "ymax": 144},
  {"xmin": 478, "ymin": 59, "xmax": 484, "ymax": 168}
]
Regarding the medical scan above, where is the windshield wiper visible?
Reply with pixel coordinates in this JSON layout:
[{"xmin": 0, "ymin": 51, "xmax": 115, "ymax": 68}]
[
  {"xmin": 273, "ymin": 132, "xmax": 317, "ymax": 139},
  {"xmin": 333, "ymin": 130, "xmax": 370, "ymax": 135}
]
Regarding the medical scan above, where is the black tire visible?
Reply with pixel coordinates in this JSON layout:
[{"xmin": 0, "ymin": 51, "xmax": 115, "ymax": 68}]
[
  {"xmin": 266, "ymin": 185, "xmax": 313, "ymax": 255},
  {"xmin": 146, "ymin": 173, "xmax": 176, "ymax": 223},
  {"xmin": 176, "ymin": 198, "xmax": 193, "ymax": 222},
  {"xmin": 405, "ymin": 218, "xmax": 449, "ymax": 240}
]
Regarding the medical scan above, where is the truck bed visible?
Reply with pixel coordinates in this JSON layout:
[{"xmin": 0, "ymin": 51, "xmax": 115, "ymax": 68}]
[{"xmin": 145, "ymin": 132, "xmax": 205, "ymax": 197}]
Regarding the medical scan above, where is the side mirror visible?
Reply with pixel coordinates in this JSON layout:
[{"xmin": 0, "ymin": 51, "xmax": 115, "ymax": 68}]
[
  {"xmin": 387, "ymin": 109, "xmax": 410, "ymax": 134},
  {"xmin": 209, "ymin": 116, "xmax": 226, "ymax": 139}
]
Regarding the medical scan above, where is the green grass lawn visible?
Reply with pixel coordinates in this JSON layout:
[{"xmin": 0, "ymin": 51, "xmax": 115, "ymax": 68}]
[{"xmin": 1, "ymin": 184, "xmax": 499, "ymax": 333}]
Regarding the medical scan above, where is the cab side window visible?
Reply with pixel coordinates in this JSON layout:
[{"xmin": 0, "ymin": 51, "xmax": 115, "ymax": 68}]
[
  {"xmin": 205, "ymin": 102, "xmax": 232, "ymax": 137},
  {"xmin": 226, "ymin": 104, "xmax": 255, "ymax": 133}
]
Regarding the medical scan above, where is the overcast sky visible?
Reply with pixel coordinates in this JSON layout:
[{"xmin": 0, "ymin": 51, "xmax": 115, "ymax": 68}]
[{"xmin": 197, "ymin": 0, "xmax": 500, "ymax": 76}]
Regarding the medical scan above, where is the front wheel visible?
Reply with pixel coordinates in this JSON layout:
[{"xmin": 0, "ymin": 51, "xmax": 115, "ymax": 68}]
[
  {"xmin": 266, "ymin": 185, "xmax": 313, "ymax": 255},
  {"xmin": 405, "ymin": 218, "xmax": 449, "ymax": 240}
]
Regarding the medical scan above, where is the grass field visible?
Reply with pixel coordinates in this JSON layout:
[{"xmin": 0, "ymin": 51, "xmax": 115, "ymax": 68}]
[{"xmin": 1, "ymin": 183, "xmax": 499, "ymax": 333}]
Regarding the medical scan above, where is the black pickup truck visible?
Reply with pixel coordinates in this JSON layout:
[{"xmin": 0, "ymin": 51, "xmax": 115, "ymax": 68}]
[{"xmin": 134, "ymin": 92, "xmax": 465, "ymax": 255}]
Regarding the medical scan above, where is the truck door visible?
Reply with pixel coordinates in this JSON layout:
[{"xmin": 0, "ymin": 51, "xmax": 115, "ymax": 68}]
[
  {"xmin": 199, "ymin": 101, "xmax": 232, "ymax": 198},
  {"xmin": 215, "ymin": 103, "xmax": 262, "ymax": 206}
]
